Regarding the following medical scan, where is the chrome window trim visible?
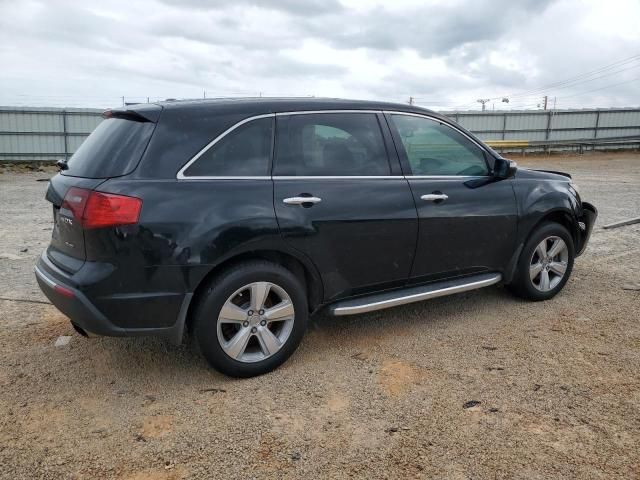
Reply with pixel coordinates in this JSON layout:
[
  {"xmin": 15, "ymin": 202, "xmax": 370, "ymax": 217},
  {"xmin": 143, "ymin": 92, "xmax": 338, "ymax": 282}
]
[
  {"xmin": 176, "ymin": 113, "xmax": 275, "ymax": 180},
  {"xmin": 384, "ymin": 110, "xmax": 494, "ymax": 178},
  {"xmin": 407, "ymin": 175, "xmax": 486, "ymax": 180},
  {"xmin": 179, "ymin": 176, "xmax": 272, "ymax": 180},
  {"xmin": 176, "ymin": 109, "xmax": 495, "ymax": 180},
  {"xmin": 274, "ymin": 109, "xmax": 393, "ymax": 178},
  {"xmin": 384, "ymin": 110, "xmax": 491, "ymax": 153},
  {"xmin": 273, "ymin": 175, "xmax": 403, "ymax": 180},
  {"xmin": 179, "ymin": 175, "xmax": 484, "ymax": 181},
  {"xmin": 275, "ymin": 109, "xmax": 383, "ymax": 116}
]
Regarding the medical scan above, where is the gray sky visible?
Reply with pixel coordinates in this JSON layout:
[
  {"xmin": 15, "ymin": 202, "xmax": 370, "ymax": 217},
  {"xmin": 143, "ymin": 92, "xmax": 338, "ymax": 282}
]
[{"xmin": 1, "ymin": 0, "xmax": 638, "ymax": 110}]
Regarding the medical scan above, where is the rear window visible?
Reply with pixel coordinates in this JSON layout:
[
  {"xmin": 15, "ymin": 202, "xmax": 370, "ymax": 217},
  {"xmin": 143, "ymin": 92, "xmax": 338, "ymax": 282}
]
[{"xmin": 63, "ymin": 118, "xmax": 155, "ymax": 178}]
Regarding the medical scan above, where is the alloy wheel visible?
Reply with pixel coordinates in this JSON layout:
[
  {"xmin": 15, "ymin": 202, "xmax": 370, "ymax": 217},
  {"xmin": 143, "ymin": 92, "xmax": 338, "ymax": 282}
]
[
  {"xmin": 529, "ymin": 236, "xmax": 569, "ymax": 292},
  {"xmin": 216, "ymin": 282, "xmax": 295, "ymax": 363}
]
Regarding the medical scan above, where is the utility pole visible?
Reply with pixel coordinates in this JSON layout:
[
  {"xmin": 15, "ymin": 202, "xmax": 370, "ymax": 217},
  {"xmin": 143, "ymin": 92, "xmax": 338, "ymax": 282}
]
[
  {"xmin": 543, "ymin": 95, "xmax": 548, "ymax": 110},
  {"xmin": 477, "ymin": 98, "xmax": 490, "ymax": 111},
  {"xmin": 408, "ymin": 96, "xmax": 414, "ymax": 105},
  {"xmin": 121, "ymin": 96, "xmax": 125, "ymax": 106}
]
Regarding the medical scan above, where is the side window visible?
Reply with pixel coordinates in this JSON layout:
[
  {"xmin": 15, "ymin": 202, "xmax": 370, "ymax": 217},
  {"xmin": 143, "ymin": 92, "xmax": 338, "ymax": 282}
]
[
  {"xmin": 183, "ymin": 117, "xmax": 273, "ymax": 177},
  {"xmin": 274, "ymin": 113, "xmax": 390, "ymax": 176},
  {"xmin": 390, "ymin": 114, "xmax": 489, "ymax": 176}
]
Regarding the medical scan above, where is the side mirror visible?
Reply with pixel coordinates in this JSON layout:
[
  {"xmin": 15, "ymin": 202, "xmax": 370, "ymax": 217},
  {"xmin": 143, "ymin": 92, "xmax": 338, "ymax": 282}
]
[{"xmin": 494, "ymin": 158, "xmax": 517, "ymax": 179}]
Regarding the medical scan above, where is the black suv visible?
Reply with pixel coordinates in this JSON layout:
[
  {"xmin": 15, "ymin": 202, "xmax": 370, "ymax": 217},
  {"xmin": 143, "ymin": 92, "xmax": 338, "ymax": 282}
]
[{"xmin": 35, "ymin": 98, "xmax": 597, "ymax": 377}]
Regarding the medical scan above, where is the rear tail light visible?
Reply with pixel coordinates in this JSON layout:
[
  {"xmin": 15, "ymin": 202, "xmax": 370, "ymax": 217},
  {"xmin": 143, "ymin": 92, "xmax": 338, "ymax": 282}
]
[
  {"xmin": 61, "ymin": 187, "xmax": 90, "ymax": 220},
  {"xmin": 62, "ymin": 187, "xmax": 142, "ymax": 229},
  {"xmin": 83, "ymin": 191, "xmax": 142, "ymax": 229}
]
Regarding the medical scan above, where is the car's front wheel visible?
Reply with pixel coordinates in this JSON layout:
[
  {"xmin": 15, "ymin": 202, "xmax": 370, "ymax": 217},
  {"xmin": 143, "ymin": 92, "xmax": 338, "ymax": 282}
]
[
  {"xmin": 194, "ymin": 261, "xmax": 308, "ymax": 377},
  {"xmin": 508, "ymin": 222, "xmax": 575, "ymax": 301}
]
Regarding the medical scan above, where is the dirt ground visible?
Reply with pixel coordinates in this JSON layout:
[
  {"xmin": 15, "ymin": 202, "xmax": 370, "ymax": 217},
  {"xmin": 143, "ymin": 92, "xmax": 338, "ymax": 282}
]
[{"xmin": 0, "ymin": 152, "xmax": 639, "ymax": 479}]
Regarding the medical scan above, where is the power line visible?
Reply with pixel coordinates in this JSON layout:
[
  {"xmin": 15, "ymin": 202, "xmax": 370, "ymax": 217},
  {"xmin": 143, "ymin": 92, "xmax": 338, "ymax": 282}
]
[
  {"xmin": 500, "ymin": 54, "xmax": 640, "ymax": 98},
  {"xmin": 409, "ymin": 98, "xmax": 462, "ymax": 104},
  {"xmin": 557, "ymin": 76, "xmax": 640, "ymax": 100},
  {"xmin": 488, "ymin": 76, "xmax": 640, "ymax": 110},
  {"xmin": 492, "ymin": 53, "xmax": 640, "ymax": 101},
  {"xmin": 507, "ymin": 62, "xmax": 640, "ymax": 100}
]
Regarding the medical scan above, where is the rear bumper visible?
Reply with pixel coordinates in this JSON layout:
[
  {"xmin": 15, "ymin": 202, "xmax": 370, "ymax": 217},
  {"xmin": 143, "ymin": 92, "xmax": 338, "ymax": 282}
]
[
  {"xmin": 576, "ymin": 201, "xmax": 597, "ymax": 256},
  {"xmin": 34, "ymin": 253, "xmax": 191, "ymax": 344},
  {"xmin": 35, "ymin": 263, "xmax": 115, "ymax": 336}
]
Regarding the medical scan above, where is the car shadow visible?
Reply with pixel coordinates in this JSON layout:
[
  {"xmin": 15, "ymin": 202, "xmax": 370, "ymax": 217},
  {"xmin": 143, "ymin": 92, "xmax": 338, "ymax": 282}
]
[{"xmin": 80, "ymin": 285, "xmax": 517, "ymax": 383}]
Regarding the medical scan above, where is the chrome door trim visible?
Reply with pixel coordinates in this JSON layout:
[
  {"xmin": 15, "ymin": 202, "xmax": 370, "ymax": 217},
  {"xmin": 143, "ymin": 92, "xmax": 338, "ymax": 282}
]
[{"xmin": 176, "ymin": 113, "xmax": 275, "ymax": 180}]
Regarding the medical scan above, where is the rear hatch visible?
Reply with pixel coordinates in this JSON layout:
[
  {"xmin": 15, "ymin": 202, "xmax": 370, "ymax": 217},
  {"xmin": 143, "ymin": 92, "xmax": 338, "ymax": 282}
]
[{"xmin": 46, "ymin": 105, "xmax": 160, "ymax": 273}]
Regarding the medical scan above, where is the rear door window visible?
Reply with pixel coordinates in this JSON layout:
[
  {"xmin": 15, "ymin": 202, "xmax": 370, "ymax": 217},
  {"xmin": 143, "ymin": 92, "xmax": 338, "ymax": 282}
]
[
  {"xmin": 390, "ymin": 114, "xmax": 489, "ymax": 176},
  {"xmin": 274, "ymin": 113, "xmax": 391, "ymax": 176},
  {"xmin": 182, "ymin": 117, "xmax": 273, "ymax": 177},
  {"xmin": 64, "ymin": 118, "xmax": 155, "ymax": 178}
]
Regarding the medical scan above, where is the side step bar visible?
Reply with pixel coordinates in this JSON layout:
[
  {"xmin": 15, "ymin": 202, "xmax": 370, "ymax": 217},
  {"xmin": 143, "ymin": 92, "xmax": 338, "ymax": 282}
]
[{"xmin": 329, "ymin": 272, "xmax": 502, "ymax": 316}]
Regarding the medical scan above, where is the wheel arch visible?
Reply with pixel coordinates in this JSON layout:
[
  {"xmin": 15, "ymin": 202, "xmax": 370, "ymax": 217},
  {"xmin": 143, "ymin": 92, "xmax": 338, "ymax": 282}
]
[
  {"xmin": 516, "ymin": 185, "xmax": 581, "ymax": 251},
  {"xmin": 505, "ymin": 207, "xmax": 578, "ymax": 284},
  {"xmin": 526, "ymin": 208, "xmax": 578, "ymax": 248},
  {"xmin": 183, "ymin": 248, "xmax": 324, "ymax": 335}
]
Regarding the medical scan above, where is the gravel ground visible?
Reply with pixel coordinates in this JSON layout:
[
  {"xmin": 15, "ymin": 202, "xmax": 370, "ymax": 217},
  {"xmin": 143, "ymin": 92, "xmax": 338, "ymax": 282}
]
[{"xmin": 0, "ymin": 152, "xmax": 639, "ymax": 479}]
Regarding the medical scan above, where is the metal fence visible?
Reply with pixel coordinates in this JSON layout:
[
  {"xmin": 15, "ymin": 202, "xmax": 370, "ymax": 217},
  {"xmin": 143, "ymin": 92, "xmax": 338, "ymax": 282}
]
[
  {"xmin": 1, "ymin": 105, "xmax": 639, "ymax": 161},
  {"xmin": 441, "ymin": 108, "xmax": 640, "ymax": 153},
  {"xmin": 0, "ymin": 107, "xmax": 103, "ymax": 161}
]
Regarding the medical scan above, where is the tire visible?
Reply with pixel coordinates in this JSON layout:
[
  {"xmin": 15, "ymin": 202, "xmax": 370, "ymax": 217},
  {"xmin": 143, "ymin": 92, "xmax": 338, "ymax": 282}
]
[
  {"xmin": 193, "ymin": 261, "xmax": 308, "ymax": 377},
  {"xmin": 508, "ymin": 222, "xmax": 575, "ymax": 301}
]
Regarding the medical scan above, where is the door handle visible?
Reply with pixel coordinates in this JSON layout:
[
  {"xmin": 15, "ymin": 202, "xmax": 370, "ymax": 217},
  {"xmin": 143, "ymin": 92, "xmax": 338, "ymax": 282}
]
[
  {"xmin": 421, "ymin": 193, "xmax": 449, "ymax": 202},
  {"xmin": 283, "ymin": 196, "xmax": 322, "ymax": 205}
]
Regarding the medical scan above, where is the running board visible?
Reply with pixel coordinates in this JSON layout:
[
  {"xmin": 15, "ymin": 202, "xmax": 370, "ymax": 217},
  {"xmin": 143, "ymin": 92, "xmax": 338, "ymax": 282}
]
[{"xmin": 329, "ymin": 272, "xmax": 502, "ymax": 316}]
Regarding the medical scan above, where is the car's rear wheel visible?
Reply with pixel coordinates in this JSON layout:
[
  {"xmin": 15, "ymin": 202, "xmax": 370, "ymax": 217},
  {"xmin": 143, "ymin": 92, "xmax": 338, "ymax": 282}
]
[
  {"xmin": 194, "ymin": 261, "xmax": 308, "ymax": 377},
  {"xmin": 508, "ymin": 222, "xmax": 575, "ymax": 301}
]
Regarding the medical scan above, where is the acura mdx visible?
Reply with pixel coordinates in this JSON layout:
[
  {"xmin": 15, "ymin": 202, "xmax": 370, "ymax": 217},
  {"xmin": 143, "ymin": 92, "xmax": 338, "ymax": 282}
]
[{"xmin": 35, "ymin": 98, "xmax": 597, "ymax": 377}]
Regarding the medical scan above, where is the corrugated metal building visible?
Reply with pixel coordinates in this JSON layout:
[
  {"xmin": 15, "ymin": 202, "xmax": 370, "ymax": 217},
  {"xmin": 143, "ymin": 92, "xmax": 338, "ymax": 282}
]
[
  {"xmin": 0, "ymin": 107, "xmax": 103, "ymax": 161},
  {"xmin": 441, "ymin": 108, "xmax": 640, "ymax": 142},
  {"xmin": 0, "ymin": 106, "xmax": 639, "ymax": 161}
]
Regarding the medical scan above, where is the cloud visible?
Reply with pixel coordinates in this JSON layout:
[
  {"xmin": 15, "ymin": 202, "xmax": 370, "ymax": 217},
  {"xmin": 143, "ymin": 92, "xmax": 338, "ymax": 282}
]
[
  {"xmin": 0, "ymin": 0, "xmax": 638, "ymax": 109},
  {"xmin": 155, "ymin": 0, "xmax": 344, "ymax": 15},
  {"xmin": 299, "ymin": 0, "xmax": 554, "ymax": 56}
]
